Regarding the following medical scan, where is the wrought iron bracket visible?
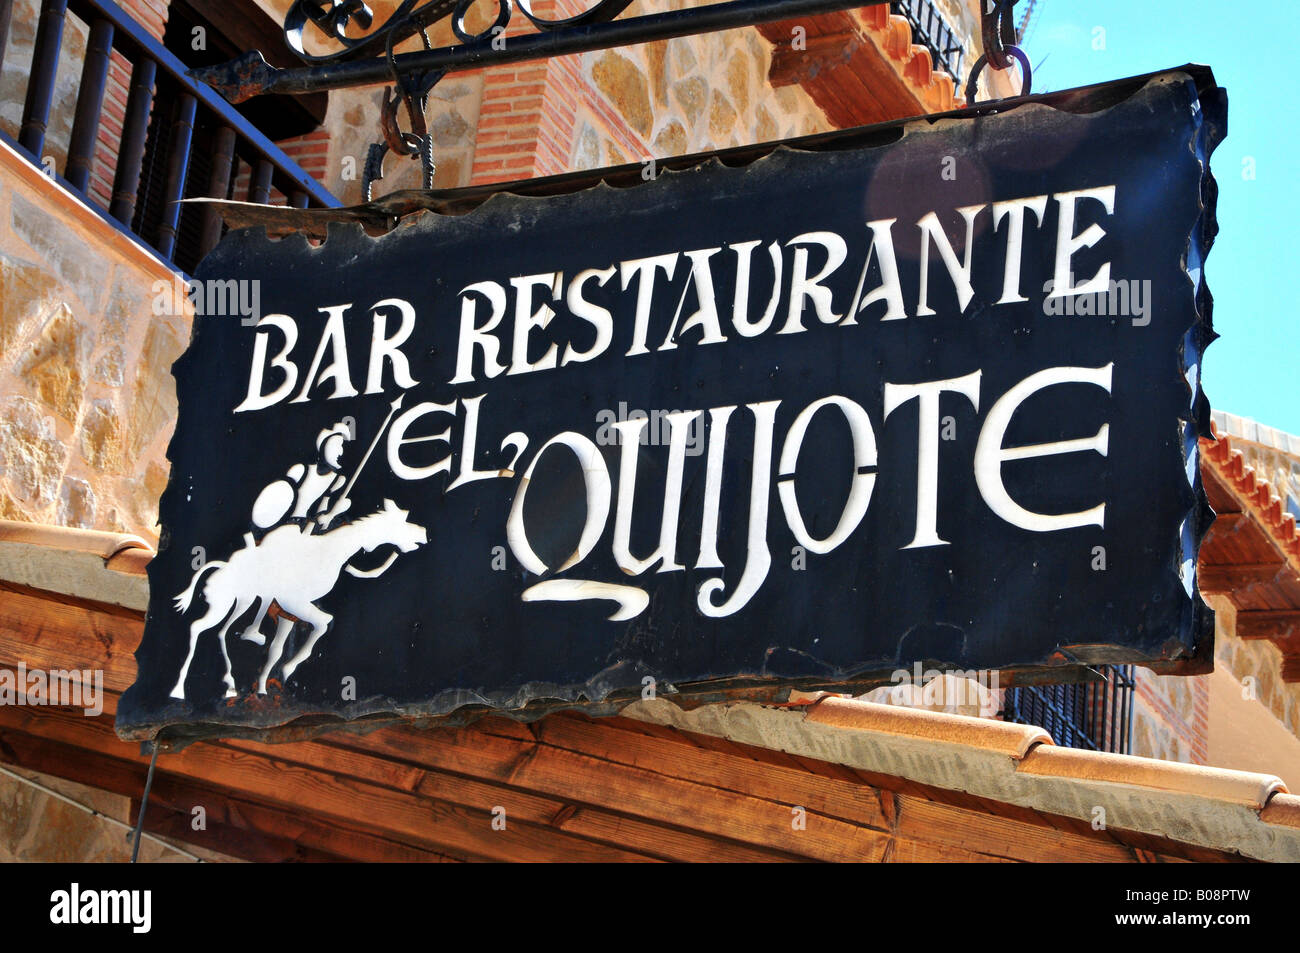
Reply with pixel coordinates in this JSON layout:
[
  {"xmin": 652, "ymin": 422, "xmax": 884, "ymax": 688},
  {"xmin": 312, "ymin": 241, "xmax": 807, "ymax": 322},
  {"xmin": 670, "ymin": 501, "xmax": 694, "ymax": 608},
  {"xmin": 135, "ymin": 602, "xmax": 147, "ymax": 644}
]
[
  {"xmin": 192, "ymin": 0, "xmax": 904, "ymax": 199},
  {"xmin": 964, "ymin": 0, "xmax": 1027, "ymax": 103},
  {"xmin": 192, "ymin": 0, "xmax": 894, "ymax": 103}
]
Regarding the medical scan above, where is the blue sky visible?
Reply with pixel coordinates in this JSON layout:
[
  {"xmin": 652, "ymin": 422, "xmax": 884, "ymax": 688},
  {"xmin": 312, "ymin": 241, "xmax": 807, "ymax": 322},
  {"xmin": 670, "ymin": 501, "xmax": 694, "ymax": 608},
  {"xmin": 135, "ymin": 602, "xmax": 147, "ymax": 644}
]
[{"xmin": 1015, "ymin": 0, "xmax": 1299, "ymax": 433}]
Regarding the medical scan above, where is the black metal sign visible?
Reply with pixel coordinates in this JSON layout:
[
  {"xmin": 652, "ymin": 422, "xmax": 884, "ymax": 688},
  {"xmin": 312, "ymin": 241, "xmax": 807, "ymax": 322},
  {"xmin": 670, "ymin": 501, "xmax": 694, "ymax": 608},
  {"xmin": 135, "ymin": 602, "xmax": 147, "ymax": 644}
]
[{"xmin": 118, "ymin": 67, "xmax": 1224, "ymax": 742}]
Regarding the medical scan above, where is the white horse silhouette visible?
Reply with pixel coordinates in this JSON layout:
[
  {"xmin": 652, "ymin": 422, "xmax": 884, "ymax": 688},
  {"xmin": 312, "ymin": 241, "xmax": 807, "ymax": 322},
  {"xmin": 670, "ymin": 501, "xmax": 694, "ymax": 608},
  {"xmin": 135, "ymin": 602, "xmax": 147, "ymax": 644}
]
[{"xmin": 170, "ymin": 499, "xmax": 427, "ymax": 700}]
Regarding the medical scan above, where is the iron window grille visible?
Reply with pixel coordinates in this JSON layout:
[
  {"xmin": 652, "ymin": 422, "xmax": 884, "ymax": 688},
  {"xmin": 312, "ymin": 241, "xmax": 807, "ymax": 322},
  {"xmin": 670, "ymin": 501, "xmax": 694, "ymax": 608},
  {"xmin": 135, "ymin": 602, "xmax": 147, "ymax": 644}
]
[{"xmin": 1003, "ymin": 665, "xmax": 1136, "ymax": 754}]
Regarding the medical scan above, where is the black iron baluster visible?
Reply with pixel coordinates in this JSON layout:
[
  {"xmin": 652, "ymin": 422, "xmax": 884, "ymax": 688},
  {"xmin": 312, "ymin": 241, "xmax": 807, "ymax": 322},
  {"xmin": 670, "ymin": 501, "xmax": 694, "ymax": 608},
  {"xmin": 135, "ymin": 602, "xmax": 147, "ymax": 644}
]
[
  {"xmin": 289, "ymin": 189, "xmax": 309, "ymax": 208},
  {"xmin": 248, "ymin": 159, "xmax": 273, "ymax": 204},
  {"xmin": 66, "ymin": 18, "xmax": 115, "ymax": 194},
  {"xmin": 110, "ymin": 56, "xmax": 156, "ymax": 225},
  {"xmin": 197, "ymin": 124, "xmax": 236, "ymax": 259},
  {"xmin": 156, "ymin": 92, "xmax": 197, "ymax": 260},
  {"xmin": 1118, "ymin": 665, "xmax": 1128, "ymax": 754},
  {"xmin": 19, "ymin": 0, "xmax": 69, "ymax": 157}
]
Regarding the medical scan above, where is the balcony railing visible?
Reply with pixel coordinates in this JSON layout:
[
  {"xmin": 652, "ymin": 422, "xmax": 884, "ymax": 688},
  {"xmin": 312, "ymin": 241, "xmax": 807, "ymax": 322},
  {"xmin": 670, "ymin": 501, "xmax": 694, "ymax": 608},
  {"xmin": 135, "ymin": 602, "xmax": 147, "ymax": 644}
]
[
  {"xmin": 0, "ymin": 0, "xmax": 338, "ymax": 273},
  {"xmin": 1003, "ymin": 665, "xmax": 1136, "ymax": 754},
  {"xmin": 890, "ymin": 0, "xmax": 964, "ymax": 81}
]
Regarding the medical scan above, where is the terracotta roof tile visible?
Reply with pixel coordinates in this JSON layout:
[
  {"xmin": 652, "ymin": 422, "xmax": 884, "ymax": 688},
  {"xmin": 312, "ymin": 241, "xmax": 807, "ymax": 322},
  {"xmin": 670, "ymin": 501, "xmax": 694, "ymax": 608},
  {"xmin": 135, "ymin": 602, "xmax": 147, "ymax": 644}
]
[
  {"xmin": 1202, "ymin": 428, "xmax": 1300, "ymax": 570},
  {"xmin": 0, "ymin": 519, "xmax": 149, "ymax": 562},
  {"xmin": 627, "ymin": 696, "xmax": 1300, "ymax": 861},
  {"xmin": 858, "ymin": 6, "xmax": 960, "ymax": 112},
  {"xmin": 1261, "ymin": 793, "xmax": 1300, "ymax": 829},
  {"xmin": 1018, "ymin": 744, "xmax": 1285, "ymax": 809},
  {"xmin": 106, "ymin": 547, "xmax": 153, "ymax": 577},
  {"xmin": 801, "ymin": 693, "xmax": 1049, "ymax": 759},
  {"xmin": 0, "ymin": 519, "xmax": 151, "ymax": 610}
]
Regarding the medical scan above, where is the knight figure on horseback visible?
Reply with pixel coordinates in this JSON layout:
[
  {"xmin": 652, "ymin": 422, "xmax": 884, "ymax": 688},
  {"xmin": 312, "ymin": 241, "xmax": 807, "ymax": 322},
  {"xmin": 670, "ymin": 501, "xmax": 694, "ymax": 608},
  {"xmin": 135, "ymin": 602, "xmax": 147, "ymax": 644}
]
[
  {"xmin": 169, "ymin": 396, "xmax": 425, "ymax": 701},
  {"xmin": 249, "ymin": 420, "xmax": 356, "ymax": 541}
]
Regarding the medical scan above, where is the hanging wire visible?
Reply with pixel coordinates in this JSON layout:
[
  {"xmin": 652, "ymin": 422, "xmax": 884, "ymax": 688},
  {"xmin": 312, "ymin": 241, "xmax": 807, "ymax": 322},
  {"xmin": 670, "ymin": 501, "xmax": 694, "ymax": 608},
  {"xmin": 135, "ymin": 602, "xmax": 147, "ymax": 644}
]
[{"xmin": 129, "ymin": 743, "xmax": 160, "ymax": 863}]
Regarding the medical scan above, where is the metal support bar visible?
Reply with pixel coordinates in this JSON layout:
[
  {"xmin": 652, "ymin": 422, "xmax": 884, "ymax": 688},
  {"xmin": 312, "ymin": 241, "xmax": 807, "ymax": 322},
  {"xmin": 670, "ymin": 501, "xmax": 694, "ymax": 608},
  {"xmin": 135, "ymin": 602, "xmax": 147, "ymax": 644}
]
[
  {"xmin": 19, "ymin": 0, "xmax": 69, "ymax": 156},
  {"xmin": 195, "ymin": 0, "xmax": 890, "ymax": 102},
  {"xmin": 198, "ymin": 125, "xmax": 237, "ymax": 258},
  {"xmin": 66, "ymin": 18, "xmax": 115, "ymax": 193},
  {"xmin": 110, "ymin": 56, "xmax": 155, "ymax": 225},
  {"xmin": 249, "ymin": 159, "xmax": 274, "ymax": 205},
  {"xmin": 156, "ymin": 92, "xmax": 198, "ymax": 260}
]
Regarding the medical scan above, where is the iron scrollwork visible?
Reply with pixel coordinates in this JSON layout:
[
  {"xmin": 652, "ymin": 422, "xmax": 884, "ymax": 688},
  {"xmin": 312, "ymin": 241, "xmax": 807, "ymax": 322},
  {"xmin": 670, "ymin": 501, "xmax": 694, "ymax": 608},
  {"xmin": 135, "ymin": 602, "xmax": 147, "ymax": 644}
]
[
  {"xmin": 283, "ymin": 0, "xmax": 636, "ymax": 66},
  {"xmin": 283, "ymin": 0, "xmax": 635, "ymax": 199}
]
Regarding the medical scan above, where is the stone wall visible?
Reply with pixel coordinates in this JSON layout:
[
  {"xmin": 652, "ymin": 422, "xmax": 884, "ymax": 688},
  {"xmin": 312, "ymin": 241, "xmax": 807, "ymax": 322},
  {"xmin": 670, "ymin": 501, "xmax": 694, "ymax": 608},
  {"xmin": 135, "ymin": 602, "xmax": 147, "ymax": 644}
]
[
  {"xmin": 0, "ymin": 0, "xmax": 90, "ymax": 172},
  {"xmin": 0, "ymin": 0, "xmax": 998, "ymax": 209},
  {"xmin": 463, "ymin": 0, "xmax": 832, "ymax": 183},
  {"xmin": 1210, "ymin": 596, "xmax": 1300, "ymax": 742},
  {"xmin": 1131, "ymin": 665, "xmax": 1209, "ymax": 765},
  {"xmin": 1131, "ymin": 594, "xmax": 1300, "ymax": 769},
  {"xmin": 0, "ymin": 139, "xmax": 189, "ymax": 543},
  {"xmin": 253, "ymin": 0, "xmax": 1003, "ymax": 200},
  {"xmin": 1, "ymin": 0, "xmax": 1009, "ymax": 210},
  {"xmin": 0, "ymin": 764, "xmax": 230, "ymax": 861}
]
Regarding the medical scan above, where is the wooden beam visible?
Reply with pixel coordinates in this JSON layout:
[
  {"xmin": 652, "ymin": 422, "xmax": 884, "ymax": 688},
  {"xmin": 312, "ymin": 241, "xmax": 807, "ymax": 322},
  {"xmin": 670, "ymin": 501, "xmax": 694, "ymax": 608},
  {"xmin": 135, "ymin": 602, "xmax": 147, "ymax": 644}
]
[
  {"xmin": 0, "ymin": 696, "xmax": 664, "ymax": 863},
  {"xmin": 0, "ymin": 581, "xmax": 140, "ymax": 693},
  {"xmin": 1281, "ymin": 656, "xmax": 1300, "ymax": 684},
  {"xmin": 1197, "ymin": 562, "xmax": 1287, "ymax": 594},
  {"xmin": 895, "ymin": 793, "xmax": 1135, "ymax": 863},
  {"xmin": 198, "ymin": 125, "xmax": 237, "ymax": 258},
  {"xmin": 66, "ymin": 18, "xmax": 115, "ymax": 194},
  {"xmin": 110, "ymin": 57, "xmax": 157, "ymax": 226},
  {"xmin": 1207, "ymin": 512, "xmax": 1246, "ymax": 533},
  {"xmin": 510, "ymin": 710, "xmax": 893, "ymax": 831},
  {"xmin": 0, "ymin": 728, "xmax": 285, "ymax": 862},
  {"xmin": 757, "ymin": 11, "xmax": 924, "ymax": 128},
  {"xmin": 0, "ymin": 724, "xmax": 466, "ymax": 861},
  {"xmin": 258, "ymin": 734, "xmax": 795, "ymax": 863},
  {"xmin": 1237, "ymin": 611, "xmax": 1300, "ymax": 641},
  {"xmin": 330, "ymin": 718, "xmax": 892, "ymax": 861},
  {"xmin": 131, "ymin": 798, "xmax": 340, "ymax": 862},
  {"xmin": 769, "ymin": 31, "xmax": 860, "ymax": 87},
  {"xmin": 18, "ymin": 0, "xmax": 68, "ymax": 157},
  {"xmin": 156, "ymin": 92, "xmax": 198, "ymax": 261}
]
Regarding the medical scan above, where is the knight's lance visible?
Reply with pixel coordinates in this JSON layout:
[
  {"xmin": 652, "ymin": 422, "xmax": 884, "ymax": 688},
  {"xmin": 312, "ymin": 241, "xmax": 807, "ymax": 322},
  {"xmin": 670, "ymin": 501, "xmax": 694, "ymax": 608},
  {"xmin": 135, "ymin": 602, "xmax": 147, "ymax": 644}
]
[{"xmin": 334, "ymin": 394, "xmax": 404, "ymax": 511}]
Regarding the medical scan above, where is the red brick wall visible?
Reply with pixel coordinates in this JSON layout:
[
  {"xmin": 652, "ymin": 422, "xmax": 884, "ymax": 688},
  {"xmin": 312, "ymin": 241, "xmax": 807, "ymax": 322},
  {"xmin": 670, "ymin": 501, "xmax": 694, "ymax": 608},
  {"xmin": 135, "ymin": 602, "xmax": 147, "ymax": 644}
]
[
  {"xmin": 275, "ymin": 128, "xmax": 332, "ymax": 195},
  {"xmin": 467, "ymin": 0, "xmax": 650, "ymax": 186},
  {"xmin": 1133, "ymin": 667, "xmax": 1210, "ymax": 765},
  {"xmin": 89, "ymin": 52, "xmax": 131, "ymax": 210},
  {"xmin": 472, "ymin": 61, "xmax": 551, "ymax": 183}
]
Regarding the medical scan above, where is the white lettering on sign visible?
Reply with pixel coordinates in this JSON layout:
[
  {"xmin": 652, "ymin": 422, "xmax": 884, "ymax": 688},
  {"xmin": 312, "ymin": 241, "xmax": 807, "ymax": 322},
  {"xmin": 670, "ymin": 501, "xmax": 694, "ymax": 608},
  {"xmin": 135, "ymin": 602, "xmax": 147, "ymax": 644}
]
[
  {"xmin": 238, "ymin": 185, "xmax": 1118, "ymax": 402},
  {"xmin": 225, "ymin": 183, "xmax": 1122, "ymax": 622},
  {"xmin": 974, "ymin": 364, "xmax": 1113, "ymax": 532}
]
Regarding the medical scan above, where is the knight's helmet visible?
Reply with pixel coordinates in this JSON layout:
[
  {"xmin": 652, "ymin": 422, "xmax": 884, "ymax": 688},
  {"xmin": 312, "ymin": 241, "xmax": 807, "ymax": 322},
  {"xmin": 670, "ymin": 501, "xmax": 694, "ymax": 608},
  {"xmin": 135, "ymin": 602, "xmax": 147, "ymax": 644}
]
[
  {"xmin": 316, "ymin": 420, "xmax": 352, "ymax": 458},
  {"xmin": 250, "ymin": 420, "xmax": 355, "ymax": 530}
]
